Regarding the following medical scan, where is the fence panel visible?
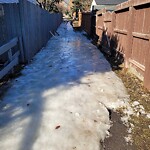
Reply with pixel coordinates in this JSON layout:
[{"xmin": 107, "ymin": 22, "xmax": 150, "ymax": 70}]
[
  {"xmin": 0, "ymin": 4, "xmax": 20, "ymax": 47},
  {"xmin": 0, "ymin": 4, "xmax": 6, "ymax": 46},
  {"xmin": 130, "ymin": 3, "xmax": 150, "ymax": 86},
  {"xmin": 114, "ymin": 4, "xmax": 130, "ymax": 57},
  {"xmin": 96, "ymin": 9, "xmax": 105, "ymax": 40},
  {"xmin": 81, "ymin": 12, "xmax": 92, "ymax": 36},
  {"xmin": 95, "ymin": 0, "xmax": 150, "ymax": 90},
  {"xmin": 1, "ymin": 0, "xmax": 62, "ymax": 63},
  {"xmin": 19, "ymin": 0, "xmax": 62, "ymax": 62},
  {"xmin": 103, "ymin": 11, "xmax": 113, "ymax": 36}
]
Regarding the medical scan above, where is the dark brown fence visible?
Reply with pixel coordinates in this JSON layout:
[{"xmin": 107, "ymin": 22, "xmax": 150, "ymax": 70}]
[
  {"xmin": 82, "ymin": 0, "xmax": 150, "ymax": 90},
  {"xmin": 81, "ymin": 12, "xmax": 92, "ymax": 36},
  {"xmin": 81, "ymin": 12, "xmax": 97, "ymax": 38},
  {"xmin": 96, "ymin": 0, "xmax": 150, "ymax": 90}
]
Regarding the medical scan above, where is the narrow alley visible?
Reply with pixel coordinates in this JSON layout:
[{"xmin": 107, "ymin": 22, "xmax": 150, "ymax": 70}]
[{"xmin": 0, "ymin": 23, "xmax": 130, "ymax": 150}]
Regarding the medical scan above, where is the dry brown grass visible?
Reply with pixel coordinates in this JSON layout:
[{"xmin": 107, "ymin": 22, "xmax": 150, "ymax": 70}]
[{"xmin": 115, "ymin": 69, "xmax": 150, "ymax": 150}]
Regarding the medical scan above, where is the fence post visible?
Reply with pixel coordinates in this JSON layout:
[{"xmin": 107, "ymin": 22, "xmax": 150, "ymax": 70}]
[
  {"xmin": 111, "ymin": 12, "xmax": 116, "ymax": 36},
  {"xmin": 19, "ymin": 36, "xmax": 25, "ymax": 62},
  {"xmin": 144, "ymin": 37, "xmax": 150, "ymax": 90},
  {"xmin": 78, "ymin": 11, "xmax": 82, "ymax": 27},
  {"xmin": 8, "ymin": 48, "xmax": 14, "ymax": 73},
  {"xmin": 18, "ymin": 0, "xmax": 26, "ymax": 62},
  {"xmin": 125, "ymin": 5, "xmax": 135, "ymax": 68}
]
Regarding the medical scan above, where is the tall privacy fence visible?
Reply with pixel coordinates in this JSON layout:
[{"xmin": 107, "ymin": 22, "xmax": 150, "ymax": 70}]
[
  {"xmin": 0, "ymin": 0, "xmax": 62, "ymax": 80},
  {"xmin": 81, "ymin": 12, "xmax": 92, "ymax": 36},
  {"xmin": 0, "ymin": 0, "xmax": 62, "ymax": 63},
  {"xmin": 81, "ymin": 12, "xmax": 96, "ymax": 38},
  {"xmin": 81, "ymin": 0, "xmax": 150, "ymax": 90}
]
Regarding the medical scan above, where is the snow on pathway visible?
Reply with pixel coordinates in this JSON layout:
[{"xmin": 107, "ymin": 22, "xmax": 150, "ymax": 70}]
[{"xmin": 0, "ymin": 23, "xmax": 130, "ymax": 150}]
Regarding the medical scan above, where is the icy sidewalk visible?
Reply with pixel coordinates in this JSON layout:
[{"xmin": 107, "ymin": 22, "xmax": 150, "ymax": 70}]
[{"xmin": 0, "ymin": 23, "xmax": 129, "ymax": 150}]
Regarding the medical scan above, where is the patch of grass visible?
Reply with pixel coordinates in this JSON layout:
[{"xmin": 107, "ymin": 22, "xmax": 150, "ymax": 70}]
[
  {"xmin": 115, "ymin": 70, "xmax": 150, "ymax": 112},
  {"xmin": 115, "ymin": 69, "xmax": 150, "ymax": 150},
  {"xmin": 130, "ymin": 115, "xmax": 150, "ymax": 150}
]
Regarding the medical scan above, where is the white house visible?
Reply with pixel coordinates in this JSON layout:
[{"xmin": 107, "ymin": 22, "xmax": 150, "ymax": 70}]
[{"xmin": 91, "ymin": 0, "xmax": 128, "ymax": 11}]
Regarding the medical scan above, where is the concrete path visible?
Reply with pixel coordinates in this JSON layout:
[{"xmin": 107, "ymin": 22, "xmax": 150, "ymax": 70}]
[{"xmin": 0, "ymin": 23, "xmax": 129, "ymax": 150}]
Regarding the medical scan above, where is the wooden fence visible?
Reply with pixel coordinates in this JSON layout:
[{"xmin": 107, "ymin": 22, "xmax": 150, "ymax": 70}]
[
  {"xmin": 0, "ymin": 37, "xmax": 20, "ymax": 79},
  {"xmin": 0, "ymin": 0, "xmax": 62, "ymax": 79},
  {"xmin": 0, "ymin": 4, "xmax": 6, "ymax": 46},
  {"xmin": 81, "ymin": 11, "xmax": 99, "ymax": 39},
  {"xmin": 19, "ymin": 0, "xmax": 62, "ymax": 62},
  {"xmin": 0, "ymin": 0, "xmax": 62, "ymax": 63},
  {"xmin": 97, "ymin": 0, "xmax": 150, "ymax": 90},
  {"xmin": 81, "ymin": 12, "xmax": 92, "ymax": 36},
  {"xmin": 82, "ymin": 0, "xmax": 150, "ymax": 90}
]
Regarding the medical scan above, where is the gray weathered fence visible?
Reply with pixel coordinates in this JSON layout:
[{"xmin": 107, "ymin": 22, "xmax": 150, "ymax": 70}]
[
  {"xmin": 18, "ymin": 0, "xmax": 62, "ymax": 62},
  {"xmin": 0, "ymin": 0, "xmax": 62, "ymax": 63}
]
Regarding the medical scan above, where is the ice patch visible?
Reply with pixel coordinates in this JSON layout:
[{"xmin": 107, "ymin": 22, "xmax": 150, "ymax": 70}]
[
  {"xmin": 124, "ymin": 134, "xmax": 133, "ymax": 143},
  {"xmin": 132, "ymin": 101, "xmax": 140, "ymax": 107},
  {"xmin": 147, "ymin": 113, "xmax": 150, "ymax": 119}
]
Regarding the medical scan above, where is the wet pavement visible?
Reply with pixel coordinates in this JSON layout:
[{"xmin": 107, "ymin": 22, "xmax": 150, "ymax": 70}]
[{"xmin": 0, "ymin": 23, "xmax": 129, "ymax": 150}]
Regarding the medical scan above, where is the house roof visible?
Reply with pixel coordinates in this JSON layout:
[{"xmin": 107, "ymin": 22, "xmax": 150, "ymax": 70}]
[
  {"xmin": 95, "ymin": 0, "xmax": 127, "ymax": 5},
  {"xmin": 0, "ymin": 0, "xmax": 37, "ymax": 4},
  {"xmin": 93, "ymin": 5, "xmax": 116, "ymax": 11}
]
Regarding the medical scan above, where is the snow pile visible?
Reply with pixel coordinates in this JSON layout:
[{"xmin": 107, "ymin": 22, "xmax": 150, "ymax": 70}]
[
  {"xmin": 0, "ymin": 23, "xmax": 133, "ymax": 150},
  {"xmin": 118, "ymin": 99, "xmax": 150, "ymax": 144}
]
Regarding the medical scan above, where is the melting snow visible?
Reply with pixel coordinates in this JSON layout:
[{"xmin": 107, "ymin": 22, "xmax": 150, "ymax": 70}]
[{"xmin": 0, "ymin": 23, "xmax": 132, "ymax": 150}]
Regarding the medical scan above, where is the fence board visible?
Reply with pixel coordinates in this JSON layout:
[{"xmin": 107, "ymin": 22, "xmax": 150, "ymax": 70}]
[
  {"xmin": 0, "ymin": 37, "xmax": 18, "ymax": 55},
  {"xmin": 131, "ymin": 5, "xmax": 150, "ymax": 76},
  {"xmin": 0, "ymin": 56, "xmax": 18, "ymax": 79},
  {"xmin": 81, "ymin": 12, "xmax": 92, "ymax": 36},
  {"xmin": 96, "ymin": 13, "xmax": 103, "ymax": 39}
]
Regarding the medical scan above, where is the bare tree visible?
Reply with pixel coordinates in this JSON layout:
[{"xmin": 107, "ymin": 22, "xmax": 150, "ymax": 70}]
[{"xmin": 37, "ymin": 0, "xmax": 63, "ymax": 13}]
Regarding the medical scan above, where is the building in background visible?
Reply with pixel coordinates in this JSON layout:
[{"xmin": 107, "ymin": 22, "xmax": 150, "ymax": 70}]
[{"xmin": 91, "ymin": 0, "xmax": 127, "ymax": 11}]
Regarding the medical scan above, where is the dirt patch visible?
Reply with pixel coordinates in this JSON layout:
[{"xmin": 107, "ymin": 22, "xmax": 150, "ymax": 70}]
[{"xmin": 104, "ymin": 111, "xmax": 136, "ymax": 150}]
